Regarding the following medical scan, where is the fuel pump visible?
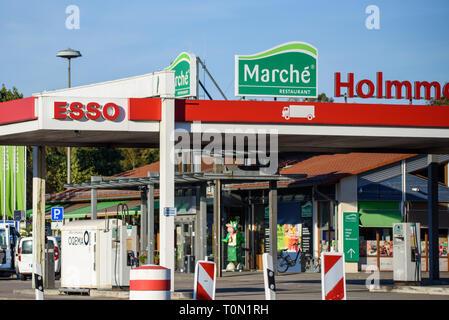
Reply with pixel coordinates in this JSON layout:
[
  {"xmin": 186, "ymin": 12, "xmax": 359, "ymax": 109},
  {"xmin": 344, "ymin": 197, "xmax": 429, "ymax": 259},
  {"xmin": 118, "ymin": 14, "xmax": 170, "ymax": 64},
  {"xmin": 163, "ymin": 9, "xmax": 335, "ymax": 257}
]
[{"xmin": 393, "ymin": 223, "xmax": 421, "ymax": 284}]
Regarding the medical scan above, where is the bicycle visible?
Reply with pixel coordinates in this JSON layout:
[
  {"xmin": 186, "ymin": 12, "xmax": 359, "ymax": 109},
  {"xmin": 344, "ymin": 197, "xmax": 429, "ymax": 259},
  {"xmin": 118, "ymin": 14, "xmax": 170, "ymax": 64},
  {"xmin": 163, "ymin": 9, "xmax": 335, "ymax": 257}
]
[
  {"xmin": 302, "ymin": 253, "xmax": 320, "ymax": 273},
  {"xmin": 277, "ymin": 242, "xmax": 301, "ymax": 273}
]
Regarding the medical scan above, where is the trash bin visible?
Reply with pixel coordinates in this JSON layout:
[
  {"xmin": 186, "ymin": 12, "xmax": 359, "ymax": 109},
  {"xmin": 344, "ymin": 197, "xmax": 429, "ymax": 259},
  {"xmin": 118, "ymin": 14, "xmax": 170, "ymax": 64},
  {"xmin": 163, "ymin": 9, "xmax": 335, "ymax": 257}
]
[{"xmin": 184, "ymin": 255, "xmax": 195, "ymax": 273}]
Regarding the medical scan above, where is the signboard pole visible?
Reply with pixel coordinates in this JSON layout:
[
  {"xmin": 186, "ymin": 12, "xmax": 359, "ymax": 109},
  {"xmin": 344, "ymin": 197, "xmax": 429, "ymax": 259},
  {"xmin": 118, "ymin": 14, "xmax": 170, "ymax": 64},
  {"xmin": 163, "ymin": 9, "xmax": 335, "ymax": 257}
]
[{"xmin": 197, "ymin": 57, "xmax": 228, "ymax": 100}]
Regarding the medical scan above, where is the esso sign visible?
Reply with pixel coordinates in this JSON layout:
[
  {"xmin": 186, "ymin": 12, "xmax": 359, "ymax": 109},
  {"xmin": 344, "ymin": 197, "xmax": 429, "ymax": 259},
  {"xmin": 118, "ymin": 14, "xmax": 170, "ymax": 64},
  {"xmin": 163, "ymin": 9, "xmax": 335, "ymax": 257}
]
[{"xmin": 54, "ymin": 101, "xmax": 121, "ymax": 121}]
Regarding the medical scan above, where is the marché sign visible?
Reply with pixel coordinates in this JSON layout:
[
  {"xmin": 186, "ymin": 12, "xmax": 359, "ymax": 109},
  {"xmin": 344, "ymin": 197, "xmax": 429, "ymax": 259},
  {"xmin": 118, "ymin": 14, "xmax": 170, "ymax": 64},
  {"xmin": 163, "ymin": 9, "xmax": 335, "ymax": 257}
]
[
  {"xmin": 235, "ymin": 42, "xmax": 318, "ymax": 98},
  {"xmin": 166, "ymin": 52, "xmax": 198, "ymax": 98}
]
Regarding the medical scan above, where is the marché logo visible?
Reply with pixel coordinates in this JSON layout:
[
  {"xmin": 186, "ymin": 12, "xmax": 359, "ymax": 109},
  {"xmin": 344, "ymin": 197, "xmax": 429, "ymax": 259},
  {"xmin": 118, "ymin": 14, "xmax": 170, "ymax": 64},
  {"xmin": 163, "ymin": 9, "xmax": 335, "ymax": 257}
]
[
  {"xmin": 166, "ymin": 52, "xmax": 198, "ymax": 98},
  {"xmin": 235, "ymin": 42, "xmax": 318, "ymax": 98}
]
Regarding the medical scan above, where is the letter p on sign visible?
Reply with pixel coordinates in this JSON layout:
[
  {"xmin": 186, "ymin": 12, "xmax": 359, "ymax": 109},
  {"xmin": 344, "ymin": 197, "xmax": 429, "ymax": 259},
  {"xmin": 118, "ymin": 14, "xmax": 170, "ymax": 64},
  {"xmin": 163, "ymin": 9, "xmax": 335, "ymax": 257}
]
[{"xmin": 51, "ymin": 207, "xmax": 64, "ymax": 221}]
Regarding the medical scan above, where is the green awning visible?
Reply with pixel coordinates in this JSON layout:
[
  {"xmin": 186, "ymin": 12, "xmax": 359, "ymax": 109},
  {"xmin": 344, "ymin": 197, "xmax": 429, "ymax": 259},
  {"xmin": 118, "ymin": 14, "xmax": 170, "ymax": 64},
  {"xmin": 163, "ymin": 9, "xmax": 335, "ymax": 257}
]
[
  {"xmin": 63, "ymin": 212, "xmax": 89, "ymax": 219},
  {"xmin": 128, "ymin": 200, "xmax": 160, "ymax": 215},
  {"xmin": 27, "ymin": 204, "xmax": 71, "ymax": 218},
  {"xmin": 359, "ymin": 201, "xmax": 402, "ymax": 227},
  {"xmin": 359, "ymin": 211, "xmax": 403, "ymax": 227},
  {"xmin": 28, "ymin": 200, "xmax": 160, "ymax": 219},
  {"xmin": 66, "ymin": 200, "xmax": 124, "ymax": 215}
]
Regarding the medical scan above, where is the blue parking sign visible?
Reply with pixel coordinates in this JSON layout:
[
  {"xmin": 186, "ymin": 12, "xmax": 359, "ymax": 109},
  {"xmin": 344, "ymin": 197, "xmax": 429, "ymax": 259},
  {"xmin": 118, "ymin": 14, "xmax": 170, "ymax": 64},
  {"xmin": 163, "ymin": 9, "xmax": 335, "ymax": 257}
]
[{"xmin": 51, "ymin": 207, "xmax": 64, "ymax": 221}]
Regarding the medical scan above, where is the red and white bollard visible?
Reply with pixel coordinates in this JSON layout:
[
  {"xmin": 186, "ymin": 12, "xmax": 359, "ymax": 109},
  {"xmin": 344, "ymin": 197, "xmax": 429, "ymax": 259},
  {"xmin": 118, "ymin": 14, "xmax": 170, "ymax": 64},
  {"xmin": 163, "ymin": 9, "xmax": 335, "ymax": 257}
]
[
  {"xmin": 321, "ymin": 252, "xmax": 346, "ymax": 300},
  {"xmin": 129, "ymin": 265, "xmax": 171, "ymax": 300},
  {"xmin": 193, "ymin": 260, "xmax": 216, "ymax": 300}
]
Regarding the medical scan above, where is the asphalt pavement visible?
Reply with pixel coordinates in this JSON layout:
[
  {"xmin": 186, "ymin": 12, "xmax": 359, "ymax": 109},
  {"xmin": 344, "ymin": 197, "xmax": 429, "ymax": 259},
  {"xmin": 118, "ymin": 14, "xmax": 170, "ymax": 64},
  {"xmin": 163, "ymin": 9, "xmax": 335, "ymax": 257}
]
[{"xmin": 1, "ymin": 271, "xmax": 449, "ymax": 300}]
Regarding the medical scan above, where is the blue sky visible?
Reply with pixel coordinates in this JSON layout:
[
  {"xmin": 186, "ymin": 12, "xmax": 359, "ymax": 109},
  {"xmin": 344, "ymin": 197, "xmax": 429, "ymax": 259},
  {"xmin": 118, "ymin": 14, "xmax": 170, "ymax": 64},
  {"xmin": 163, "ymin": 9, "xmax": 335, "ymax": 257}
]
[{"xmin": 0, "ymin": 0, "xmax": 448, "ymax": 104}]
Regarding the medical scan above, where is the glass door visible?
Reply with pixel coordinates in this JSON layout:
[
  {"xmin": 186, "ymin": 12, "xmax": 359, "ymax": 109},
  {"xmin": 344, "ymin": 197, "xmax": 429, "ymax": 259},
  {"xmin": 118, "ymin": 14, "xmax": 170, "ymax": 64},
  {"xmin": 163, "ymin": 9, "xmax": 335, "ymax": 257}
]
[{"xmin": 318, "ymin": 201, "xmax": 336, "ymax": 254}]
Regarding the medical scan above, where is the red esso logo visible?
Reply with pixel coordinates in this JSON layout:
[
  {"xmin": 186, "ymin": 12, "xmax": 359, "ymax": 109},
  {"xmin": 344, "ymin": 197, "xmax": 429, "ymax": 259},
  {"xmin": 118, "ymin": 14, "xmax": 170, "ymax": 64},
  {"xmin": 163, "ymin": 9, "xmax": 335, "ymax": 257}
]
[{"xmin": 54, "ymin": 101, "xmax": 121, "ymax": 121}]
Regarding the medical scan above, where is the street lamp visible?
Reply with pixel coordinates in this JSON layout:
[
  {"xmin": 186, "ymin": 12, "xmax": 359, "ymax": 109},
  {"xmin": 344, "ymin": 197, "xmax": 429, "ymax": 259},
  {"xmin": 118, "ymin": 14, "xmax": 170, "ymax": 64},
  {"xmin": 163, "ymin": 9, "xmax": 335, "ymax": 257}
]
[{"xmin": 57, "ymin": 48, "xmax": 82, "ymax": 184}]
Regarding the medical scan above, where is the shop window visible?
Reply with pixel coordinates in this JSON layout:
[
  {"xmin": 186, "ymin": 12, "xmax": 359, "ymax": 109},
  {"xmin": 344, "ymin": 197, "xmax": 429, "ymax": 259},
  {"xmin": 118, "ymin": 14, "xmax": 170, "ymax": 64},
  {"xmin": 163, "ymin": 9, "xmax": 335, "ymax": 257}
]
[
  {"xmin": 439, "ymin": 229, "xmax": 448, "ymax": 257},
  {"xmin": 318, "ymin": 201, "xmax": 336, "ymax": 253},
  {"xmin": 359, "ymin": 228, "xmax": 377, "ymax": 257},
  {"xmin": 420, "ymin": 229, "xmax": 448, "ymax": 258},
  {"xmin": 359, "ymin": 228, "xmax": 393, "ymax": 258}
]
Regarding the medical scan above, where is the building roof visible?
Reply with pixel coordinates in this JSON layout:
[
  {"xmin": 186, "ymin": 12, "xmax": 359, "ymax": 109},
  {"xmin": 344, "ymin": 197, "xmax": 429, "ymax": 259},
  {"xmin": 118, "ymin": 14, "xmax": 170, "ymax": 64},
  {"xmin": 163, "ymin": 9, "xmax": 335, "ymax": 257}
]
[
  {"xmin": 114, "ymin": 161, "xmax": 160, "ymax": 178},
  {"xmin": 46, "ymin": 153, "xmax": 417, "ymax": 202},
  {"xmin": 227, "ymin": 153, "xmax": 416, "ymax": 190},
  {"xmin": 280, "ymin": 152, "xmax": 415, "ymax": 182}
]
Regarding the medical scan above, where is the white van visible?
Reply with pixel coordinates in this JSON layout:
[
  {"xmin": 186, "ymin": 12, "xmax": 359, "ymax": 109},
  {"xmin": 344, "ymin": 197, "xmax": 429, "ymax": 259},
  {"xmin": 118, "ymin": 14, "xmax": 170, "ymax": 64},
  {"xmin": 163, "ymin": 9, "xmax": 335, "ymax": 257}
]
[{"xmin": 16, "ymin": 236, "xmax": 61, "ymax": 280}]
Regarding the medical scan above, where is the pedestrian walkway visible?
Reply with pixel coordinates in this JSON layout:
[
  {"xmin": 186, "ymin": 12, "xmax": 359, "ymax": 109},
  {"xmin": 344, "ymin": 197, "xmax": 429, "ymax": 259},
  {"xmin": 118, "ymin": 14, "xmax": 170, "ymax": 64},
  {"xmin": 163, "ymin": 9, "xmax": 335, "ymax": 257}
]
[
  {"xmin": 173, "ymin": 271, "xmax": 449, "ymax": 300},
  {"xmin": 7, "ymin": 271, "xmax": 449, "ymax": 300}
]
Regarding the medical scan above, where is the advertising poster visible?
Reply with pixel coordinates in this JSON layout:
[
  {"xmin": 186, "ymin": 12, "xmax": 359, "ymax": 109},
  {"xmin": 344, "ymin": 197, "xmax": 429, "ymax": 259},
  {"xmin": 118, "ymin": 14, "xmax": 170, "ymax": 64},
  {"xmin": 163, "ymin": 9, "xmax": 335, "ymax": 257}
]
[
  {"xmin": 0, "ymin": 146, "xmax": 26, "ymax": 219},
  {"xmin": 367, "ymin": 241, "xmax": 378, "ymax": 256},
  {"xmin": 277, "ymin": 224, "xmax": 301, "ymax": 272},
  {"xmin": 379, "ymin": 241, "xmax": 393, "ymax": 257},
  {"xmin": 277, "ymin": 224, "xmax": 300, "ymax": 252},
  {"xmin": 440, "ymin": 241, "xmax": 448, "ymax": 256},
  {"xmin": 276, "ymin": 201, "xmax": 302, "ymax": 272}
]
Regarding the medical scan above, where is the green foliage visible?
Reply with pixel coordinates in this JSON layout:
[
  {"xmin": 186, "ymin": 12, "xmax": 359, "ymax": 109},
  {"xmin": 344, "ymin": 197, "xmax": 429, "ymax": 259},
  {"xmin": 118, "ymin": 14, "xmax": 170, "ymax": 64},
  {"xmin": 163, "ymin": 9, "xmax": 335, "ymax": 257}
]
[
  {"xmin": 0, "ymin": 84, "xmax": 23, "ymax": 102},
  {"xmin": 428, "ymin": 97, "xmax": 449, "ymax": 106},
  {"xmin": 43, "ymin": 147, "xmax": 160, "ymax": 193},
  {"xmin": 303, "ymin": 92, "xmax": 334, "ymax": 102},
  {"xmin": 288, "ymin": 92, "xmax": 334, "ymax": 103},
  {"xmin": 74, "ymin": 147, "xmax": 123, "ymax": 177},
  {"xmin": 45, "ymin": 147, "xmax": 69, "ymax": 193},
  {"xmin": 119, "ymin": 148, "xmax": 159, "ymax": 171}
]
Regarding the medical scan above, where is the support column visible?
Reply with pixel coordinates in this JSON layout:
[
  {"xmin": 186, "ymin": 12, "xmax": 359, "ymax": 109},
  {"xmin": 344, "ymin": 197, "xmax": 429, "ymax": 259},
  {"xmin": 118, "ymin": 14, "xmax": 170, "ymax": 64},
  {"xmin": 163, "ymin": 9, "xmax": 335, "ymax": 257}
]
[
  {"xmin": 140, "ymin": 186, "xmax": 148, "ymax": 257},
  {"xmin": 159, "ymin": 97, "xmax": 175, "ymax": 291},
  {"xmin": 269, "ymin": 180, "xmax": 278, "ymax": 274},
  {"xmin": 428, "ymin": 154, "xmax": 439, "ymax": 281},
  {"xmin": 147, "ymin": 181, "xmax": 155, "ymax": 264},
  {"xmin": 32, "ymin": 146, "xmax": 46, "ymax": 288},
  {"xmin": 90, "ymin": 176, "xmax": 101, "ymax": 220},
  {"xmin": 337, "ymin": 176, "xmax": 358, "ymax": 272},
  {"xmin": 213, "ymin": 180, "xmax": 222, "ymax": 277},
  {"xmin": 199, "ymin": 183, "xmax": 207, "ymax": 261}
]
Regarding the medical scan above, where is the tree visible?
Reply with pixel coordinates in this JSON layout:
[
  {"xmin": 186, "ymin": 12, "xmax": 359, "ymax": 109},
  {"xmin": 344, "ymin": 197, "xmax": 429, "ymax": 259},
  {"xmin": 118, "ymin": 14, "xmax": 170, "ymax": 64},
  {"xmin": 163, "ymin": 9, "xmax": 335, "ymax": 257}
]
[
  {"xmin": 288, "ymin": 92, "xmax": 334, "ymax": 103},
  {"xmin": 119, "ymin": 148, "xmax": 159, "ymax": 171},
  {"xmin": 428, "ymin": 96, "xmax": 449, "ymax": 106},
  {"xmin": 303, "ymin": 92, "xmax": 334, "ymax": 103},
  {"xmin": 74, "ymin": 147, "xmax": 123, "ymax": 177},
  {"xmin": 0, "ymin": 84, "xmax": 23, "ymax": 102},
  {"xmin": 45, "ymin": 147, "xmax": 69, "ymax": 193}
]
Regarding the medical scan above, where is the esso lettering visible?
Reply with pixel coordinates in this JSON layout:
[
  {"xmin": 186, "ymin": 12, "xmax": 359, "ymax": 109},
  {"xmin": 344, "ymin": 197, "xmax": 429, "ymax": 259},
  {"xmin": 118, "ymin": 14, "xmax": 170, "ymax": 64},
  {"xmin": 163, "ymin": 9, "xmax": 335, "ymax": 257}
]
[{"xmin": 54, "ymin": 101, "xmax": 121, "ymax": 121}]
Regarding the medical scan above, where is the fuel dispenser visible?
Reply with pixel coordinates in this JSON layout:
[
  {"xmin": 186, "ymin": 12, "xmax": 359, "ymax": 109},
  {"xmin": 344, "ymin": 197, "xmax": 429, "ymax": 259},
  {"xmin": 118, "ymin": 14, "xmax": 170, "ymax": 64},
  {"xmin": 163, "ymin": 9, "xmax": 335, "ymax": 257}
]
[
  {"xmin": 392, "ymin": 223, "xmax": 421, "ymax": 284},
  {"xmin": 61, "ymin": 219, "xmax": 137, "ymax": 290}
]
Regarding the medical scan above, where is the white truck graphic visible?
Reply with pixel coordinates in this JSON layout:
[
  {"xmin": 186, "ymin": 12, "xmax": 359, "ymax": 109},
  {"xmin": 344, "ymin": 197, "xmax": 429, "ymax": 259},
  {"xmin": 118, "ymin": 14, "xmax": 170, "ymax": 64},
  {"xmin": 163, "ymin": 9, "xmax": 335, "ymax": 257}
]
[{"xmin": 282, "ymin": 105, "xmax": 315, "ymax": 120}]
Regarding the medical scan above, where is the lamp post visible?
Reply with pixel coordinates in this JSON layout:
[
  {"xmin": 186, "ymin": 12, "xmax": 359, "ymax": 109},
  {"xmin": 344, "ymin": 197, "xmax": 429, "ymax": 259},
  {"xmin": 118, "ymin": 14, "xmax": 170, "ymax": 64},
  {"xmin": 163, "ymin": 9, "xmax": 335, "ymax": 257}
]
[{"xmin": 57, "ymin": 48, "xmax": 81, "ymax": 184}]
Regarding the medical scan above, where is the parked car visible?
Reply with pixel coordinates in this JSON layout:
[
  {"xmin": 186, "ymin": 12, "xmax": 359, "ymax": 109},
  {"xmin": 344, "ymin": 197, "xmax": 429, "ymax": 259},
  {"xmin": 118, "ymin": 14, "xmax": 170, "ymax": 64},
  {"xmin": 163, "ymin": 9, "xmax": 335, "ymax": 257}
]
[{"xmin": 15, "ymin": 236, "xmax": 61, "ymax": 280}]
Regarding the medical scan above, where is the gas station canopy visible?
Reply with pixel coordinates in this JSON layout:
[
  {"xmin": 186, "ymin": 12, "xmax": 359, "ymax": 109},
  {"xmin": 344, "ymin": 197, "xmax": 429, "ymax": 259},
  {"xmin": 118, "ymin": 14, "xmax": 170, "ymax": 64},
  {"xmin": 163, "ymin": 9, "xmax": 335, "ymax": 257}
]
[{"xmin": 1, "ymin": 71, "xmax": 449, "ymax": 153}]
